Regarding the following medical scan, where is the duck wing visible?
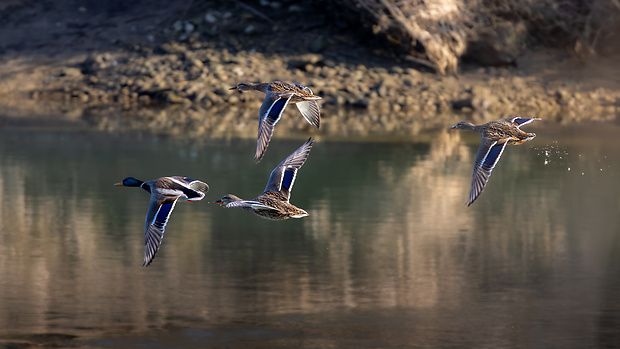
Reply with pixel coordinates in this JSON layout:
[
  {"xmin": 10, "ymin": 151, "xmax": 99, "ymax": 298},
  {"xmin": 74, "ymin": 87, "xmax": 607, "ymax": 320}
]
[
  {"xmin": 143, "ymin": 195, "xmax": 179, "ymax": 266},
  {"xmin": 295, "ymin": 86, "xmax": 321, "ymax": 128},
  {"xmin": 504, "ymin": 116, "xmax": 540, "ymax": 127},
  {"xmin": 468, "ymin": 138, "xmax": 508, "ymax": 206},
  {"xmin": 164, "ymin": 176, "xmax": 209, "ymax": 201},
  {"xmin": 264, "ymin": 138, "xmax": 314, "ymax": 201},
  {"xmin": 225, "ymin": 200, "xmax": 279, "ymax": 211},
  {"xmin": 255, "ymin": 92, "xmax": 294, "ymax": 162}
]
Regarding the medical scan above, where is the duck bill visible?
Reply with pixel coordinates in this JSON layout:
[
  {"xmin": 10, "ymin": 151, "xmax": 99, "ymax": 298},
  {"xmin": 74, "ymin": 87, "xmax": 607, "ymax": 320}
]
[
  {"xmin": 114, "ymin": 183, "xmax": 124, "ymax": 186},
  {"xmin": 229, "ymin": 86, "xmax": 239, "ymax": 90},
  {"xmin": 213, "ymin": 199, "xmax": 225, "ymax": 205},
  {"xmin": 449, "ymin": 125, "xmax": 457, "ymax": 130}
]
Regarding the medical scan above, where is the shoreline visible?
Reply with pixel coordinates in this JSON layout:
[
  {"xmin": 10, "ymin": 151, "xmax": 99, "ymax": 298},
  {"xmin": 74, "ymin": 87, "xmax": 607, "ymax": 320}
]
[{"xmin": 0, "ymin": 1, "xmax": 619, "ymax": 135}]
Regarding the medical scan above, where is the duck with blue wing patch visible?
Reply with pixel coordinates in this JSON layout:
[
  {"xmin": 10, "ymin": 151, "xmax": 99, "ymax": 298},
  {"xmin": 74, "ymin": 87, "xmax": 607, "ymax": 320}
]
[
  {"xmin": 230, "ymin": 81, "xmax": 321, "ymax": 163},
  {"xmin": 214, "ymin": 138, "xmax": 314, "ymax": 220},
  {"xmin": 450, "ymin": 116, "xmax": 540, "ymax": 206},
  {"xmin": 115, "ymin": 176, "xmax": 209, "ymax": 266}
]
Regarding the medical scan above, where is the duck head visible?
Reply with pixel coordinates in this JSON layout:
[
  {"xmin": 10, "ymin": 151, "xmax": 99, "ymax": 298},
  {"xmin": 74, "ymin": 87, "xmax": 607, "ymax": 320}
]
[
  {"xmin": 213, "ymin": 194, "xmax": 242, "ymax": 205},
  {"xmin": 450, "ymin": 122, "xmax": 474, "ymax": 131},
  {"xmin": 229, "ymin": 82, "xmax": 256, "ymax": 91},
  {"xmin": 115, "ymin": 177, "xmax": 144, "ymax": 187}
]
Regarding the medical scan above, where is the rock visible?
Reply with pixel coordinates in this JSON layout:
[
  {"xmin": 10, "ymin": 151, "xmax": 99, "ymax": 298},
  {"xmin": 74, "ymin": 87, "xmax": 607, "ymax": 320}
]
[
  {"xmin": 78, "ymin": 92, "xmax": 90, "ymax": 103},
  {"xmin": 464, "ymin": 20, "xmax": 526, "ymax": 67},
  {"xmin": 336, "ymin": 95, "xmax": 346, "ymax": 106},
  {"xmin": 58, "ymin": 67, "xmax": 83, "ymax": 78},
  {"xmin": 377, "ymin": 84, "xmax": 388, "ymax": 97},
  {"xmin": 309, "ymin": 35, "xmax": 326, "ymax": 53},
  {"xmin": 158, "ymin": 42, "xmax": 187, "ymax": 54},
  {"xmin": 244, "ymin": 25, "xmax": 256, "ymax": 35},
  {"xmin": 214, "ymin": 88, "xmax": 228, "ymax": 96},
  {"xmin": 289, "ymin": 54, "xmax": 323, "ymax": 69},
  {"xmin": 172, "ymin": 20, "xmax": 183, "ymax": 32},
  {"xmin": 555, "ymin": 89, "xmax": 570, "ymax": 105},
  {"xmin": 205, "ymin": 13, "xmax": 218, "ymax": 24},
  {"xmin": 80, "ymin": 53, "xmax": 115, "ymax": 74},
  {"xmin": 471, "ymin": 86, "xmax": 495, "ymax": 110},
  {"xmin": 184, "ymin": 22, "xmax": 195, "ymax": 33},
  {"xmin": 163, "ymin": 91, "xmax": 190, "ymax": 104},
  {"xmin": 227, "ymin": 95, "xmax": 240, "ymax": 104},
  {"xmin": 189, "ymin": 58, "xmax": 204, "ymax": 69}
]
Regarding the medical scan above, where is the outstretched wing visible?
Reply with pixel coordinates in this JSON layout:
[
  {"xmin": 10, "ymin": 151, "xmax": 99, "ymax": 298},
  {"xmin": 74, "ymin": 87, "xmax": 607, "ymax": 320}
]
[
  {"xmin": 143, "ymin": 196, "xmax": 179, "ymax": 266},
  {"xmin": 467, "ymin": 138, "xmax": 508, "ymax": 206},
  {"xmin": 264, "ymin": 138, "xmax": 314, "ymax": 201},
  {"xmin": 187, "ymin": 180, "xmax": 209, "ymax": 199},
  {"xmin": 165, "ymin": 177, "xmax": 209, "ymax": 201},
  {"xmin": 255, "ymin": 92, "xmax": 294, "ymax": 162},
  {"xmin": 505, "ymin": 116, "xmax": 540, "ymax": 127},
  {"xmin": 295, "ymin": 86, "xmax": 320, "ymax": 128},
  {"xmin": 225, "ymin": 200, "xmax": 278, "ymax": 211}
]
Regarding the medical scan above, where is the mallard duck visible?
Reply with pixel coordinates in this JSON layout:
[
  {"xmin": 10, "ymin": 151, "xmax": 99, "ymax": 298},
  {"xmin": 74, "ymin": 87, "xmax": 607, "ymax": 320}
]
[
  {"xmin": 115, "ymin": 176, "xmax": 209, "ymax": 266},
  {"xmin": 214, "ymin": 138, "xmax": 314, "ymax": 220},
  {"xmin": 450, "ymin": 116, "xmax": 540, "ymax": 206},
  {"xmin": 230, "ymin": 81, "xmax": 321, "ymax": 163}
]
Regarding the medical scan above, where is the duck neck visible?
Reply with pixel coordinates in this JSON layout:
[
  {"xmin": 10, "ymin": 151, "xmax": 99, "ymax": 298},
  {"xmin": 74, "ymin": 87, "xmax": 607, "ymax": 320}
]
[
  {"xmin": 139, "ymin": 182, "xmax": 151, "ymax": 194},
  {"xmin": 252, "ymin": 82, "xmax": 270, "ymax": 93},
  {"xmin": 241, "ymin": 82, "xmax": 269, "ymax": 93},
  {"xmin": 459, "ymin": 122, "xmax": 478, "ymax": 132}
]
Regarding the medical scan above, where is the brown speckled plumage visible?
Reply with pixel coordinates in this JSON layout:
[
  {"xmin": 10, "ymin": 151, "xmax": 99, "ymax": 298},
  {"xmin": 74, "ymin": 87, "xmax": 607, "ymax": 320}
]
[
  {"xmin": 230, "ymin": 81, "xmax": 321, "ymax": 162},
  {"xmin": 450, "ymin": 116, "xmax": 540, "ymax": 206},
  {"xmin": 218, "ymin": 191, "xmax": 308, "ymax": 220},
  {"xmin": 214, "ymin": 138, "xmax": 314, "ymax": 220}
]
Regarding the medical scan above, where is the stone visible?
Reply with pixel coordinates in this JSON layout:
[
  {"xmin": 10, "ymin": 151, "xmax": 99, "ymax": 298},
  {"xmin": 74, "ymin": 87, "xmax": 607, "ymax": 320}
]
[
  {"xmin": 471, "ymin": 86, "xmax": 495, "ymax": 110},
  {"xmin": 164, "ymin": 91, "xmax": 190, "ymax": 104},
  {"xmin": 184, "ymin": 22, "xmax": 195, "ymax": 33},
  {"xmin": 172, "ymin": 20, "xmax": 183, "ymax": 32},
  {"xmin": 58, "ymin": 67, "xmax": 83, "ymax": 78},
  {"xmin": 205, "ymin": 13, "xmax": 218, "ymax": 24},
  {"xmin": 289, "ymin": 54, "xmax": 323, "ymax": 69},
  {"xmin": 309, "ymin": 36, "xmax": 326, "ymax": 53},
  {"xmin": 463, "ymin": 20, "xmax": 527, "ymax": 67}
]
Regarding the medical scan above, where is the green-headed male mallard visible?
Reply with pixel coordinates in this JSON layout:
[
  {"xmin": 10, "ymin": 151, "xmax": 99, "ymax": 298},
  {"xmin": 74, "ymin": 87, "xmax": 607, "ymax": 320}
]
[
  {"xmin": 214, "ymin": 138, "xmax": 314, "ymax": 220},
  {"xmin": 450, "ymin": 116, "xmax": 540, "ymax": 206},
  {"xmin": 230, "ymin": 81, "xmax": 321, "ymax": 163},
  {"xmin": 115, "ymin": 176, "xmax": 209, "ymax": 266}
]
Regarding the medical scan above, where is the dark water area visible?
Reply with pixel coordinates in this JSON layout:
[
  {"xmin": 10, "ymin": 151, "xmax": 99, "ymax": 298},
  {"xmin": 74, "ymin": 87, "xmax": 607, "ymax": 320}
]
[{"xmin": 0, "ymin": 119, "xmax": 619, "ymax": 348}]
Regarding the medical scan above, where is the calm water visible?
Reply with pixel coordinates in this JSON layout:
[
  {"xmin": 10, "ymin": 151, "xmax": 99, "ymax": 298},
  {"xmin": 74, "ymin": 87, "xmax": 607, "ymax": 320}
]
[{"xmin": 0, "ymin": 119, "xmax": 619, "ymax": 348}]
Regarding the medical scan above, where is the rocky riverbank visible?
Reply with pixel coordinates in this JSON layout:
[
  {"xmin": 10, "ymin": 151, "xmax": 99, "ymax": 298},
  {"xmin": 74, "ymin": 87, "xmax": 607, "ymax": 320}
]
[{"xmin": 0, "ymin": 1, "xmax": 619, "ymax": 137}]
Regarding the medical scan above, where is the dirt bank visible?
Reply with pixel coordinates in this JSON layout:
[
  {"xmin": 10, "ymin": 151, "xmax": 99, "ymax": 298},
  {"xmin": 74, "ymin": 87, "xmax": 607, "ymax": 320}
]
[{"xmin": 0, "ymin": 1, "xmax": 619, "ymax": 136}]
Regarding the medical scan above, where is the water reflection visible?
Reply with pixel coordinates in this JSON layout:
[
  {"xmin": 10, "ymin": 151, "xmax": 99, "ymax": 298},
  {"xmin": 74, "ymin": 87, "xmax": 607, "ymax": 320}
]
[{"xmin": 0, "ymin": 122, "xmax": 619, "ymax": 347}]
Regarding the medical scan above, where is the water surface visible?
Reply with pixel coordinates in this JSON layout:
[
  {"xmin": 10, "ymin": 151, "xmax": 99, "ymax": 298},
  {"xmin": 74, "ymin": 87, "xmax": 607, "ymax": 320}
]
[{"xmin": 0, "ymin": 120, "xmax": 619, "ymax": 348}]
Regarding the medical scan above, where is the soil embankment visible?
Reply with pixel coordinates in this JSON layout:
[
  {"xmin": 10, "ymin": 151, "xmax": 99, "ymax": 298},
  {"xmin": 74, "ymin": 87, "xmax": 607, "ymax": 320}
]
[{"xmin": 0, "ymin": 1, "xmax": 619, "ymax": 136}]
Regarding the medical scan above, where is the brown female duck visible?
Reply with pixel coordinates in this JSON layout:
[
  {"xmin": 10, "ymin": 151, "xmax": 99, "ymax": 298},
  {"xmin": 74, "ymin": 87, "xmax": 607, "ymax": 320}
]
[
  {"xmin": 214, "ymin": 138, "xmax": 314, "ymax": 220},
  {"xmin": 230, "ymin": 81, "xmax": 321, "ymax": 163},
  {"xmin": 450, "ymin": 116, "xmax": 540, "ymax": 206}
]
